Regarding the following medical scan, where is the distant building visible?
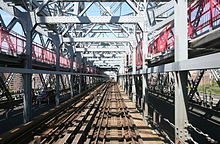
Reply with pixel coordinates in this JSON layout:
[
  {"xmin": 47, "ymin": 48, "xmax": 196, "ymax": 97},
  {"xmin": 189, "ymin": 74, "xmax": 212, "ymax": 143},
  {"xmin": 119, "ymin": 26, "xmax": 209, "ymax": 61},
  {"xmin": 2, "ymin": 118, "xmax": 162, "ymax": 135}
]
[
  {"xmin": 3, "ymin": 73, "xmax": 23, "ymax": 92},
  {"xmin": 2, "ymin": 73, "xmax": 43, "ymax": 92},
  {"xmin": 190, "ymin": 71, "xmax": 212, "ymax": 86}
]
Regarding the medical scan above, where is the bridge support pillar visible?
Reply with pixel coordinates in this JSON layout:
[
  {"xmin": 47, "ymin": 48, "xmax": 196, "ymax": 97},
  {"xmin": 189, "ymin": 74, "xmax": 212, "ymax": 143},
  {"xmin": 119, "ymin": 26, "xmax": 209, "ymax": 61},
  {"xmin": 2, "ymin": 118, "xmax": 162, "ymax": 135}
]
[
  {"xmin": 90, "ymin": 76, "xmax": 92, "ymax": 88},
  {"xmin": 22, "ymin": 12, "xmax": 34, "ymax": 123},
  {"xmin": 132, "ymin": 42, "xmax": 137, "ymax": 103},
  {"xmin": 77, "ymin": 54, "xmax": 82, "ymax": 93},
  {"xmin": 88, "ymin": 76, "xmax": 90, "ymax": 88},
  {"xmin": 153, "ymin": 110, "xmax": 156, "ymax": 124},
  {"xmin": 120, "ymin": 76, "xmax": 122, "ymax": 88},
  {"xmin": 118, "ymin": 76, "xmax": 120, "ymax": 85},
  {"xmin": 142, "ymin": 73, "xmax": 148, "ymax": 118},
  {"xmin": 142, "ymin": 24, "xmax": 149, "ymax": 119},
  {"xmin": 53, "ymin": 35, "xmax": 62, "ymax": 106},
  {"xmin": 69, "ymin": 45, "xmax": 75, "ymax": 98},
  {"xmin": 93, "ymin": 76, "xmax": 95, "ymax": 86},
  {"xmin": 124, "ymin": 76, "xmax": 127, "ymax": 93},
  {"xmin": 174, "ymin": 0, "xmax": 190, "ymax": 143},
  {"xmin": 120, "ymin": 76, "xmax": 123, "ymax": 88},
  {"xmin": 122, "ymin": 76, "xmax": 125, "ymax": 91},
  {"xmin": 128, "ymin": 75, "xmax": 131, "ymax": 96}
]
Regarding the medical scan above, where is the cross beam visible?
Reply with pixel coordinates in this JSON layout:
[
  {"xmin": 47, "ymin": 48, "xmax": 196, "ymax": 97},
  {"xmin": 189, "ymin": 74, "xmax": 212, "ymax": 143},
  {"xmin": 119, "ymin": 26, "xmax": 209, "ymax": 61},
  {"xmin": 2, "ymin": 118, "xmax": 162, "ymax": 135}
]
[{"xmin": 37, "ymin": 16, "xmax": 146, "ymax": 24}]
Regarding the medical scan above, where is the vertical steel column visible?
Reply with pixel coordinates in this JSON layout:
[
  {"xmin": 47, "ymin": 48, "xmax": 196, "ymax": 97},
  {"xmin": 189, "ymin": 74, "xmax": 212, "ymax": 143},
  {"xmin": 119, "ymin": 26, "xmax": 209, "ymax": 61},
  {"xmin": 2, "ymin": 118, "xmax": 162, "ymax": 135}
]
[
  {"xmin": 23, "ymin": 12, "xmax": 34, "ymax": 123},
  {"xmin": 86, "ymin": 75, "xmax": 88, "ymax": 87},
  {"xmin": 153, "ymin": 110, "xmax": 156, "ymax": 124},
  {"xmin": 174, "ymin": 0, "xmax": 189, "ymax": 143},
  {"xmin": 123, "ymin": 55, "xmax": 127, "ymax": 91},
  {"xmin": 53, "ymin": 35, "xmax": 61, "ymax": 106},
  {"xmin": 142, "ymin": 29, "xmax": 149, "ymax": 118},
  {"xmin": 88, "ymin": 76, "xmax": 90, "ymax": 88},
  {"xmin": 132, "ymin": 42, "xmax": 137, "ymax": 103},
  {"xmin": 121, "ymin": 76, "xmax": 123, "ymax": 88},
  {"xmin": 84, "ymin": 76, "xmax": 89, "ymax": 89},
  {"xmin": 123, "ymin": 75, "xmax": 126, "ymax": 91},
  {"xmin": 120, "ymin": 76, "xmax": 122, "ymax": 88},
  {"xmin": 92, "ymin": 76, "xmax": 94, "ymax": 87},
  {"xmin": 92, "ymin": 76, "xmax": 94, "ymax": 86},
  {"xmin": 126, "ymin": 75, "xmax": 129, "ymax": 94},
  {"xmin": 122, "ymin": 76, "xmax": 124, "ymax": 90},
  {"xmin": 79, "ymin": 75, "xmax": 82, "ymax": 92},
  {"xmin": 69, "ymin": 46, "xmax": 74, "ymax": 98},
  {"xmin": 124, "ymin": 76, "xmax": 126, "ymax": 92},
  {"xmin": 95, "ymin": 77, "xmax": 97, "ymax": 84},
  {"xmin": 84, "ymin": 75, "xmax": 86, "ymax": 89},
  {"xmin": 127, "ymin": 75, "xmax": 130, "ymax": 96},
  {"xmin": 126, "ymin": 75, "xmax": 128, "ymax": 94},
  {"xmin": 118, "ymin": 75, "xmax": 120, "ymax": 85},
  {"xmin": 75, "ymin": 53, "xmax": 81, "ymax": 93},
  {"xmin": 121, "ymin": 75, "xmax": 125, "ymax": 90},
  {"xmin": 118, "ymin": 76, "xmax": 120, "ymax": 85}
]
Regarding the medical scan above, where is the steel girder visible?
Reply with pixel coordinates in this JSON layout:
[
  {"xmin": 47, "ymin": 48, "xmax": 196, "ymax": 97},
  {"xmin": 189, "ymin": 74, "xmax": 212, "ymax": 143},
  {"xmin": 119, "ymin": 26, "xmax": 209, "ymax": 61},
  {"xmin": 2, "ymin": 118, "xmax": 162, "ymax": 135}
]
[
  {"xmin": 37, "ymin": 16, "xmax": 147, "ymax": 24},
  {"xmin": 0, "ymin": 0, "xmax": 151, "ymax": 69},
  {"xmin": 0, "ymin": 0, "xmax": 205, "ymax": 143}
]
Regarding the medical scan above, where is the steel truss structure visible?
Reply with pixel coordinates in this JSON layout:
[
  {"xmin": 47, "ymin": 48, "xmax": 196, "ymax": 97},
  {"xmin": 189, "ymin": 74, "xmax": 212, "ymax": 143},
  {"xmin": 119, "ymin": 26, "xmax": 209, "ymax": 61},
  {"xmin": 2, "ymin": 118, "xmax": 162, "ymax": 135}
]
[
  {"xmin": 0, "ymin": 0, "xmax": 219, "ymax": 144},
  {"xmin": 118, "ymin": 0, "xmax": 220, "ymax": 144}
]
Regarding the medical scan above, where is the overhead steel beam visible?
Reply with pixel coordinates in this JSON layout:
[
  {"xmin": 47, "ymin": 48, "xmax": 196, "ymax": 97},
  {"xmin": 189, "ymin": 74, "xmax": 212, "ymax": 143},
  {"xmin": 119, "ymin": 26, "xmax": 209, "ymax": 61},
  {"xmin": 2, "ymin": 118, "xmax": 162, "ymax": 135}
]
[
  {"xmin": 94, "ymin": 63, "xmax": 123, "ymax": 65},
  {"xmin": 63, "ymin": 37, "xmax": 134, "ymax": 43},
  {"xmin": 37, "ymin": 16, "xmax": 146, "ymax": 24},
  {"xmin": 35, "ymin": 0, "xmax": 170, "ymax": 2},
  {"xmin": 150, "ymin": 15, "xmax": 174, "ymax": 32},
  {"xmin": 76, "ymin": 48, "xmax": 127, "ymax": 52},
  {"xmin": 97, "ymin": 62, "xmax": 122, "ymax": 65},
  {"xmin": 0, "ymin": 67, "xmax": 107, "ymax": 77},
  {"xmin": 82, "ymin": 54, "xmax": 124, "ymax": 57},
  {"xmin": 78, "ymin": 2, "xmax": 94, "ymax": 16},
  {"xmin": 74, "ymin": 29, "xmax": 136, "ymax": 33},
  {"xmin": 88, "ymin": 58, "xmax": 123, "ymax": 61},
  {"xmin": 120, "ymin": 52, "xmax": 220, "ymax": 76},
  {"xmin": 154, "ymin": 0, "xmax": 174, "ymax": 17},
  {"xmin": 97, "ymin": 63, "xmax": 122, "ymax": 65},
  {"xmin": 98, "ymin": 66, "xmax": 120, "ymax": 68},
  {"xmin": 125, "ymin": 0, "xmax": 139, "ymax": 14}
]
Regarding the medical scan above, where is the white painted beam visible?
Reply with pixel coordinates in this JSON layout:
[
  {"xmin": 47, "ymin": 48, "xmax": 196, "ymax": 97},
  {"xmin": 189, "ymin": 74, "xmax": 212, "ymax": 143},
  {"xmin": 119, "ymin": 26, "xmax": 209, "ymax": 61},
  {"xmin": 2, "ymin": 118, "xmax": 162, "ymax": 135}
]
[
  {"xmin": 63, "ymin": 37, "xmax": 133, "ymax": 43},
  {"xmin": 82, "ymin": 53, "xmax": 124, "ymax": 57},
  {"xmin": 38, "ymin": 16, "xmax": 146, "ymax": 24},
  {"xmin": 88, "ymin": 58, "xmax": 123, "ymax": 61},
  {"xmin": 154, "ymin": 0, "xmax": 174, "ymax": 17},
  {"xmin": 150, "ymin": 15, "xmax": 174, "ymax": 32},
  {"xmin": 76, "ymin": 48, "xmax": 127, "ymax": 52}
]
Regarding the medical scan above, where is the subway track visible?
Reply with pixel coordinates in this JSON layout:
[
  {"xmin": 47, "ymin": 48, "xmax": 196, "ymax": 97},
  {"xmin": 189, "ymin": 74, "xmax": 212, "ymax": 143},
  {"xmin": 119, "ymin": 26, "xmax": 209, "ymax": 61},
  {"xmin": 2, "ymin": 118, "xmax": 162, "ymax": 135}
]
[
  {"xmin": 87, "ymin": 83, "xmax": 143, "ymax": 144},
  {"xmin": 0, "ymin": 82, "xmax": 164, "ymax": 144}
]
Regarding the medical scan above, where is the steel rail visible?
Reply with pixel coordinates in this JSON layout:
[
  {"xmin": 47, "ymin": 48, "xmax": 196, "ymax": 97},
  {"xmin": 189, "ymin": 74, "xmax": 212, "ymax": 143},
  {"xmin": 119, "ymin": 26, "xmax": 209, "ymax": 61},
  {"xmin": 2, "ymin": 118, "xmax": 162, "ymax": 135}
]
[{"xmin": 0, "ymin": 83, "xmax": 105, "ymax": 144}]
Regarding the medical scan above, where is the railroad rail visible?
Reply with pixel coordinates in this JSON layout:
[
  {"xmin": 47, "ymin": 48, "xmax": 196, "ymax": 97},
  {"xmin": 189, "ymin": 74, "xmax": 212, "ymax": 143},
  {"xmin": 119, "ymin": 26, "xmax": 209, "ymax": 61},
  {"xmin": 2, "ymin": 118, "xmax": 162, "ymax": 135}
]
[
  {"xmin": 0, "ymin": 82, "xmax": 164, "ymax": 144},
  {"xmin": 0, "ymin": 83, "xmax": 106, "ymax": 144}
]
